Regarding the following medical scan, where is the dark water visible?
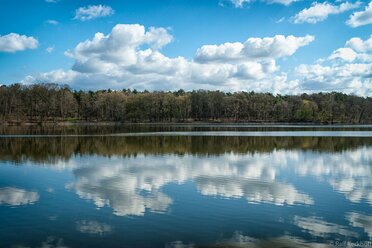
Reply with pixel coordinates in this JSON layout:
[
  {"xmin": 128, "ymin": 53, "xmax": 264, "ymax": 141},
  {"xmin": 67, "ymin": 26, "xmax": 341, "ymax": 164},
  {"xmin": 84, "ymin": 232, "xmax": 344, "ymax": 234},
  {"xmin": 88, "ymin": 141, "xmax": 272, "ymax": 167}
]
[{"xmin": 0, "ymin": 124, "xmax": 371, "ymax": 248}]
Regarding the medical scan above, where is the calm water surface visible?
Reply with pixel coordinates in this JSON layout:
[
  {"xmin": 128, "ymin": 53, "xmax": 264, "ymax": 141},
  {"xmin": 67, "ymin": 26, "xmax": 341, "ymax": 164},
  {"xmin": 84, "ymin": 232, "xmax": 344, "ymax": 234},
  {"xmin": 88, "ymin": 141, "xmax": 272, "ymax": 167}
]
[{"xmin": 0, "ymin": 124, "xmax": 371, "ymax": 248}]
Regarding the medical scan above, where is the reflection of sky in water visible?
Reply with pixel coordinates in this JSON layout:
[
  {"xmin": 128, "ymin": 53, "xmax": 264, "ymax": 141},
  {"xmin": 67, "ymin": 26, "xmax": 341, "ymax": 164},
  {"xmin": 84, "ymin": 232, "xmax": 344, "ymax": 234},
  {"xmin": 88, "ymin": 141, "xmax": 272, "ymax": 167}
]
[
  {"xmin": 63, "ymin": 147, "xmax": 372, "ymax": 216},
  {"xmin": 66, "ymin": 153, "xmax": 317, "ymax": 216},
  {"xmin": 0, "ymin": 146, "xmax": 371, "ymax": 247},
  {"xmin": 0, "ymin": 187, "xmax": 39, "ymax": 206},
  {"xmin": 76, "ymin": 220, "xmax": 112, "ymax": 235}
]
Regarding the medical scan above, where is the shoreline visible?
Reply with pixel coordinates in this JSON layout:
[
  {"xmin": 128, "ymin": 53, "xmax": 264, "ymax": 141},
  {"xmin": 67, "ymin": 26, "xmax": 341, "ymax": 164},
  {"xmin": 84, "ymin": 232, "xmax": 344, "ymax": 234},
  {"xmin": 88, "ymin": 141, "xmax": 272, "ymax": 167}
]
[{"xmin": 1, "ymin": 121, "xmax": 372, "ymax": 126}]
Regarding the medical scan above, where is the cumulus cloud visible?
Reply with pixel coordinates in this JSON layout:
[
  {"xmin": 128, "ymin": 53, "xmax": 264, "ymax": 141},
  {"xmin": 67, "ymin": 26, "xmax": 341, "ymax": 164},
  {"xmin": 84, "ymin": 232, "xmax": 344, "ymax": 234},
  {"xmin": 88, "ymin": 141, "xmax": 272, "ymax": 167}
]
[
  {"xmin": 0, "ymin": 187, "xmax": 39, "ymax": 206},
  {"xmin": 195, "ymin": 35, "xmax": 314, "ymax": 63},
  {"xmin": 19, "ymin": 24, "xmax": 372, "ymax": 96},
  {"xmin": 74, "ymin": 5, "xmax": 114, "ymax": 21},
  {"xmin": 76, "ymin": 220, "xmax": 112, "ymax": 235},
  {"xmin": 328, "ymin": 36, "xmax": 372, "ymax": 63},
  {"xmin": 295, "ymin": 35, "xmax": 372, "ymax": 96},
  {"xmin": 65, "ymin": 24, "xmax": 174, "ymax": 70},
  {"xmin": 23, "ymin": 70, "xmax": 78, "ymax": 86},
  {"xmin": 346, "ymin": 36, "xmax": 372, "ymax": 52},
  {"xmin": 267, "ymin": 0, "xmax": 299, "ymax": 5},
  {"xmin": 229, "ymin": 0, "xmax": 299, "ymax": 8},
  {"xmin": 295, "ymin": 63, "xmax": 372, "ymax": 95},
  {"xmin": 293, "ymin": 1, "xmax": 361, "ymax": 24},
  {"xmin": 0, "ymin": 33, "xmax": 38, "ymax": 52},
  {"xmin": 347, "ymin": 1, "xmax": 372, "ymax": 27},
  {"xmin": 328, "ymin": 47, "xmax": 358, "ymax": 62},
  {"xmin": 23, "ymin": 23, "xmax": 313, "ymax": 94}
]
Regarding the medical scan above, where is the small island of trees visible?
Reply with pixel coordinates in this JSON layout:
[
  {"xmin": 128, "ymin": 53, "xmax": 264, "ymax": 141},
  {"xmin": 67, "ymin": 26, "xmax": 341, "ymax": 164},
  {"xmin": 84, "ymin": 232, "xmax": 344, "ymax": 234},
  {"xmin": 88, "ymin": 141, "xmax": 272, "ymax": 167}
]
[{"xmin": 0, "ymin": 83, "xmax": 371, "ymax": 124}]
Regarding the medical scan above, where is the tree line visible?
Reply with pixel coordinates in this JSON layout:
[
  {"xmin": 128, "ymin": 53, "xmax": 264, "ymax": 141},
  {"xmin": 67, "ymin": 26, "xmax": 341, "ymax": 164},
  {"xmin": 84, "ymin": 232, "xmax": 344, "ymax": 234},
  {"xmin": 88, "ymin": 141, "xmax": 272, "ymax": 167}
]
[{"xmin": 1, "ymin": 83, "xmax": 371, "ymax": 124}]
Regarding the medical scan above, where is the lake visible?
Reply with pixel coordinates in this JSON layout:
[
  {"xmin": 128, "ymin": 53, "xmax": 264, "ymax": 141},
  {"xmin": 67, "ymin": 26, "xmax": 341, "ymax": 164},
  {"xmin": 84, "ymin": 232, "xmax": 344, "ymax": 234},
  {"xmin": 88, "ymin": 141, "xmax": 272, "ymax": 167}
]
[{"xmin": 0, "ymin": 124, "xmax": 371, "ymax": 248}]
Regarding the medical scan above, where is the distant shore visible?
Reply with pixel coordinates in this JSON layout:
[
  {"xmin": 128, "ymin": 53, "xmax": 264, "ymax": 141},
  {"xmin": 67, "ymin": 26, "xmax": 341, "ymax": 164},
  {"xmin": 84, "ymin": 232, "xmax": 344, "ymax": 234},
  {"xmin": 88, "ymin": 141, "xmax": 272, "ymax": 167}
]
[
  {"xmin": 1, "ymin": 84, "xmax": 371, "ymax": 125},
  {"xmin": 1, "ymin": 120, "xmax": 371, "ymax": 126}
]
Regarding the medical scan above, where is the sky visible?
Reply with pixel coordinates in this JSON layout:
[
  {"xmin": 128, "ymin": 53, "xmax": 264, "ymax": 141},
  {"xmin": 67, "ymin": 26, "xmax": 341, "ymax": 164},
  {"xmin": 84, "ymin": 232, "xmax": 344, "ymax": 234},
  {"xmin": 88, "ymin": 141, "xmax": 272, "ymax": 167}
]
[{"xmin": 0, "ymin": 0, "xmax": 371, "ymax": 95}]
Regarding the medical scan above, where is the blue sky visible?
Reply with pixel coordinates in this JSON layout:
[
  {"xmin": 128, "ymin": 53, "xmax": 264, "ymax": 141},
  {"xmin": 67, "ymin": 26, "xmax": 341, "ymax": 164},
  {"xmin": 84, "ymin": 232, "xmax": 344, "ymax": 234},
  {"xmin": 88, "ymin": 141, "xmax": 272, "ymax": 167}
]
[{"xmin": 0, "ymin": 0, "xmax": 371, "ymax": 95}]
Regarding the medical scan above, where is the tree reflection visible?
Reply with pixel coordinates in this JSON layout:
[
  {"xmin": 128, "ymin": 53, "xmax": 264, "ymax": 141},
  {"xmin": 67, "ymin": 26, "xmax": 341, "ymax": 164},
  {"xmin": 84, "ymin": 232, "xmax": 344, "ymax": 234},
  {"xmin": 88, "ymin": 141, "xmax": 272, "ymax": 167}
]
[{"xmin": 0, "ymin": 135, "xmax": 371, "ymax": 164}]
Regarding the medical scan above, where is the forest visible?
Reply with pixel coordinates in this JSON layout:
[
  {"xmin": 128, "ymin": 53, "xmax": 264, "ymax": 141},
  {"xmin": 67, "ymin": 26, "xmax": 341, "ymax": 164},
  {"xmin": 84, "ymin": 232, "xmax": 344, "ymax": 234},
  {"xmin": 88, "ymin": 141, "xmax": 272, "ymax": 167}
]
[{"xmin": 0, "ymin": 83, "xmax": 371, "ymax": 124}]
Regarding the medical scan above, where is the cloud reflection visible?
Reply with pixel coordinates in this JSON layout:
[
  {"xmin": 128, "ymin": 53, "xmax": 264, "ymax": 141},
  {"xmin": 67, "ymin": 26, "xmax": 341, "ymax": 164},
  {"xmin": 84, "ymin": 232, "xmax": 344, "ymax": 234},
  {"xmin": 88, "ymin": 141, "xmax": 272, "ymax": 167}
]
[
  {"xmin": 12, "ymin": 236, "xmax": 68, "ymax": 248},
  {"xmin": 61, "ymin": 145, "xmax": 372, "ymax": 216},
  {"xmin": 294, "ymin": 147, "xmax": 372, "ymax": 205},
  {"xmin": 0, "ymin": 187, "xmax": 39, "ymax": 206},
  {"xmin": 346, "ymin": 212, "xmax": 372, "ymax": 238},
  {"xmin": 165, "ymin": 241, "xmax": 194, "ymax": 248},
  {"xmin": 67, "ymin": 153, "xmax": 315, "ymax": 216},
  {"xmin": 67, "ymin": 163, "xmax": 173, "ymax": 216},
  {"xmin": 294, "ymin": 216, "xmax": 357, "ymax": 238},
  {"xmin": 196, "ymin": 177, "xmax": 313, "ymax": 205},
  {"xmin": 199, "ymin": 231, "xmax": 332, "ymax": 248},
  {"xmin": 76, "ymin": 220, "xmax": 112, "ymax": 235}
]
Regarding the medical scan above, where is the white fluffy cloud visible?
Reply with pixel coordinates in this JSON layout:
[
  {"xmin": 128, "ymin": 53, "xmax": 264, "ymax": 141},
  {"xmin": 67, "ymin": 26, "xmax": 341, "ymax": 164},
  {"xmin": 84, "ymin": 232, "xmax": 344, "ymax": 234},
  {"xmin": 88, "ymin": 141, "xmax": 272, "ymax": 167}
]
[
  {"xmin": 293, "ymin": 1, "xmax": 361, "ymax": 24},
  {"xmin": 74, "ymin": 5, "xmax": 114, "ymax": 21},
  {"xmin": 23, "ymin": 24, "xmax": 313, "ymax": 93},
  {"xmin": 0, "ymin": 187, "xmax": 39, "ymax": 206},
  {"xmin": 20, "ymin": 23, "xmax": 372, "ymax": 95},
  {"xmin": 328, "ymin": 47, "xmax": 358, "ymax": 61},
  {"xmin": 65, "ymin": 24, "xmax": 174, "ymax": 71},
  {"xmin": 23, "ymin": 69, "xmax": 78, "ymax": 86},
  {"xmin": 346, "ymin": 36, "xmax": 372, "ymax": 52},
  {"xmin": 268, "ymin": 0, "xmax": 299, "ymax": 5},
  {"xmin": 195, "ymin": 35, "xmax": 314, "ymax": 62},
  {"xmin": 347, "ymin": 1, "xmax": 372, "ymax": 27},
  {"xmin": 295, "ymin": 35, "xmax": 372, "ymax": 96},
  {"xmin": 0, "ymin": 33, "xmax": 38, "ymax": 52},
  {"xmin": 229, "ymin": 0, "xmax": 299, "ymax": 8},
  {"xmin": 328, "ymin": 36, "xmax": 372, "ymax": 62},
  {"xmin": 295, "ymin": 63, "xmax": 372, "ymax": 95}
]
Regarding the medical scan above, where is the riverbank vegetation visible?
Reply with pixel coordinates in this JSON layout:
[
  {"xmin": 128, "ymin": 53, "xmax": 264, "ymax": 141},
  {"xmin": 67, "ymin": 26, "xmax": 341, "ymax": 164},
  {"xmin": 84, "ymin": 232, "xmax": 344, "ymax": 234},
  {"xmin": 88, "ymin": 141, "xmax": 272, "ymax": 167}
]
[{"xmin": 1, "ymin": 83, "xmax": 371, "ymax": 124}]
